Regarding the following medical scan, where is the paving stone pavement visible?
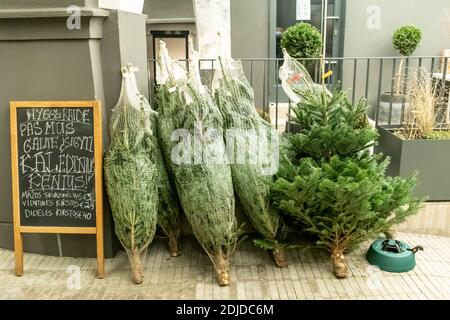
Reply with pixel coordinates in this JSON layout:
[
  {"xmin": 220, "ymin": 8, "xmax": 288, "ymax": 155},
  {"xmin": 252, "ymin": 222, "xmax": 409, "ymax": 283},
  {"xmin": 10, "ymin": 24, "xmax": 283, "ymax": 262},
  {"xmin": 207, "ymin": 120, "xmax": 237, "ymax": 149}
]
[{"xmin": 0, "ymin": 232, "xmax": 449, "ymax": 300}]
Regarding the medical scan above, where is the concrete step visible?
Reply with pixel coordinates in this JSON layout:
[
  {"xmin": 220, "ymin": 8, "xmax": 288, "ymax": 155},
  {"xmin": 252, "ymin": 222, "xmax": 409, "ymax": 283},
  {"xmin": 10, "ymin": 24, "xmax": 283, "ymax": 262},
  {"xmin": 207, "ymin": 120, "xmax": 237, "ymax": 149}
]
[
  {"xmin": 268, "ymin": 102, "xmax": 290, "ymax": 122},
  {"xmin": 268, "ymin": 103, "xmax": 289, "ymax": 133}
]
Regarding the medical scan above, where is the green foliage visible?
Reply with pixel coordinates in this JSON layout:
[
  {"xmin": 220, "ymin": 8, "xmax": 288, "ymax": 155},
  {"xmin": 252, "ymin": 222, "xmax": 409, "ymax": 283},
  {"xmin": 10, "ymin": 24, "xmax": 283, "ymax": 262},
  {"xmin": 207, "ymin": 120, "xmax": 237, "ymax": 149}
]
[
  {"xmin": 256, "ymin": 108, "xmax": 272, "ymax": 123},
  {"xmin": 272, "ymin": 87, "xmax": 422, "ymax": 254},
  {"xmin": 253, "ymin": 239, "xmax": 299, "ymax": 251},
  {"xmin": 213, "ymin": 57, "xmax": 282, "ymax": 247},
  {"xmin": 281, "ymin": 22, "xmax": 323, "ymax": 59},
  {"xmin": 156, "ymin": 83, "xmax": 240, "ymax": 259},
  {"xmin": 287, "ymin": 87, "xmax": 378, "ymax": 161},
  {"xmin": 272, "ymin": 155, "xmax": 421, "ymax": 252},
  {"xmin": 424, "ymin": 131, "xmax": 450, "ymax": 140},
  {"xmin": 393, "ymin": 25, "xmax": 422, "ymax": 56},
  {"xmin": 148, "ymin": 111, "xmax": 181, "ymax": 242}
]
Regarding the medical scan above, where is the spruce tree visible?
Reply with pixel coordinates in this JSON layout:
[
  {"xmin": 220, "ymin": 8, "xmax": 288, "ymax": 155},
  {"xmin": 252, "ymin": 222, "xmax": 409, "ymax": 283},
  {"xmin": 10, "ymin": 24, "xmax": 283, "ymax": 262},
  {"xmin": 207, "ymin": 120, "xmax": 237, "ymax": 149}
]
[{"xmin": 271, "ymin": 87, "xmax": 422, "ymax": 278}]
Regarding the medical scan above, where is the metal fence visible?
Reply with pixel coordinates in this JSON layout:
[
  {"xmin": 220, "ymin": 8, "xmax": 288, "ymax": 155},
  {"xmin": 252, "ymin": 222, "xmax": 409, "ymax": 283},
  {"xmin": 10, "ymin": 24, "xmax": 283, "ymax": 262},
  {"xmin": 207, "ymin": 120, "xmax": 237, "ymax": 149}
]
[{"xmin": 148, "ymin": 56, "xmax": 450, "ymax": 130}]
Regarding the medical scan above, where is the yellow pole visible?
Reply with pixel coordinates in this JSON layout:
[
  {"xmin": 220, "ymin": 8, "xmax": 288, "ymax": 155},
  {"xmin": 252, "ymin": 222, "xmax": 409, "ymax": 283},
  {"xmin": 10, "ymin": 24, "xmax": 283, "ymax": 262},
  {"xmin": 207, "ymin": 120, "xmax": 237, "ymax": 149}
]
[{"xmin": 321, "ymin": 0, "xmax": 328, "ymax": 85}]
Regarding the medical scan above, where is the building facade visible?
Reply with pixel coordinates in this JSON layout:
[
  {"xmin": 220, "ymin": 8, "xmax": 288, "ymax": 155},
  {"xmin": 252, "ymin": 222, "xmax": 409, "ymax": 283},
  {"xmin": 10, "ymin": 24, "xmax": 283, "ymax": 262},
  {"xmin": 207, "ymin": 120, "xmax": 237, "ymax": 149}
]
[{"xmin": 1, "ymin": 0, "xmax": 450, "ymax": 257}]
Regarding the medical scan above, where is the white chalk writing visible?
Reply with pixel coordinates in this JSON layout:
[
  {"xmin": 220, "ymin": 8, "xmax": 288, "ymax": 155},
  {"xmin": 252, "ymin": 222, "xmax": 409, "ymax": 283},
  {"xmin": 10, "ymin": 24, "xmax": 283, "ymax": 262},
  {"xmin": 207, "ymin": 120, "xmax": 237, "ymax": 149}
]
[{"xmin": 17, "ymin": 108, "xmax": 96, "ymax": 225}]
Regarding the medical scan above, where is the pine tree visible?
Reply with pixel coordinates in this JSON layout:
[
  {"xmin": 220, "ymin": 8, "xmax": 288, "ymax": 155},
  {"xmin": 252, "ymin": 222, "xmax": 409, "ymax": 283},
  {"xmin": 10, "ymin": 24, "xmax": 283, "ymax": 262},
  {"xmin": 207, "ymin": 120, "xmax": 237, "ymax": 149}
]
[{"xmin": 271, "ymin": 87, "xmax": 422, "ymax": 278}]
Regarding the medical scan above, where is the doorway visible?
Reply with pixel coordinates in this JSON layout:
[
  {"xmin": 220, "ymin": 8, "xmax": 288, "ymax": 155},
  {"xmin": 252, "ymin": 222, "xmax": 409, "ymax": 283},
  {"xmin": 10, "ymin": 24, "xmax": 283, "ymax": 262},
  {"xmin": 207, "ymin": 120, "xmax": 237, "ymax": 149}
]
[{"xmin": 151, "ymin": 30, "xmax": 190, "ymax": 74}]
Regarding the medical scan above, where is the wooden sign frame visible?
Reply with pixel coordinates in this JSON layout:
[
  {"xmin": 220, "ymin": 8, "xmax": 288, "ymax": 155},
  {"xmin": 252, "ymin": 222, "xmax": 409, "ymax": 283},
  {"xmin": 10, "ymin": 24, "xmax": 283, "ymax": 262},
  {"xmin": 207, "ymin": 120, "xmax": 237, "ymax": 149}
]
[{"xmin": 10, "ymin": 101, "xmax": 105, "ymax": 278}]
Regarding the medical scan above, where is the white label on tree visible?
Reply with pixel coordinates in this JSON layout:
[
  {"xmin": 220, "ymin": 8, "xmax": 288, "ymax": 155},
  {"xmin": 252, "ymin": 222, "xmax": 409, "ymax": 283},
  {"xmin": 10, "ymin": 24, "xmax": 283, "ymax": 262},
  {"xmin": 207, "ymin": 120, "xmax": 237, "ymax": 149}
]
[{"xmin": 296, "ymin": 0, "xmax": 311, "ymax": 21}]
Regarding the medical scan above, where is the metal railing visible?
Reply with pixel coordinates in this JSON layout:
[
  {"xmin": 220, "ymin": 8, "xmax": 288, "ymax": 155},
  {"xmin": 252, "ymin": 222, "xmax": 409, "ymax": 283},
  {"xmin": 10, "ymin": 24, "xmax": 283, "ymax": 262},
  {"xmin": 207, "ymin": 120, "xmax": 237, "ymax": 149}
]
[{"xmin": 148, "ymin": 56, "xmax": 450, "ymax": 130}]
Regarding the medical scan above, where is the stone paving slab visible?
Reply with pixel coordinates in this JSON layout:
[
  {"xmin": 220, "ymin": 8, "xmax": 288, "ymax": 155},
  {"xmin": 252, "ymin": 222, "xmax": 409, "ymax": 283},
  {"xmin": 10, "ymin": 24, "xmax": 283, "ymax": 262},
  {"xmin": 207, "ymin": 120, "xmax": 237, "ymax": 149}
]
[{"xmin": 0, "ymin": 233, "xmax": 449, "ymax": 300}]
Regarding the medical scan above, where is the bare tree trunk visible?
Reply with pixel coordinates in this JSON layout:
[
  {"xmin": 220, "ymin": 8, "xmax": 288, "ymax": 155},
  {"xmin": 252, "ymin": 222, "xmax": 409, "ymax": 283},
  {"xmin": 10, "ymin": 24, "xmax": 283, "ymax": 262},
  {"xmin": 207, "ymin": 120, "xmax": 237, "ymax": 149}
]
[
  {"xmin": 395, "ymin": 58, "xmax": 405, "ymax": 94},
  {"xmin": 215, "ymin": 249, "xmax": 230, "ymax": 286},
  {"xmin": 168, "ymin": 230, "xmax": 181, "ymax": 257},
  {"xmin": 272, "ymin": 246, "xmax": 288, "ymax": 268},
  {"xmin": 331, "ymin": 247, "xmax": 348, "ymax": 279},
  {"xmin": 130, "ymin": 249, "xmax": 144, "ymax": 284}
]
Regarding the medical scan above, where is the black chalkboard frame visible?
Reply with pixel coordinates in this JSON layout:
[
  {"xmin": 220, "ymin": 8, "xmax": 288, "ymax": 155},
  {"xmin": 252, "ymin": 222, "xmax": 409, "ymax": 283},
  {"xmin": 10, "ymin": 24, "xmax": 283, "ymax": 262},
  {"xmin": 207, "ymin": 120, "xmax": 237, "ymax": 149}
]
[{"xmin": 10, "ymin": 101, "xmax": 105, "ymax": 279}]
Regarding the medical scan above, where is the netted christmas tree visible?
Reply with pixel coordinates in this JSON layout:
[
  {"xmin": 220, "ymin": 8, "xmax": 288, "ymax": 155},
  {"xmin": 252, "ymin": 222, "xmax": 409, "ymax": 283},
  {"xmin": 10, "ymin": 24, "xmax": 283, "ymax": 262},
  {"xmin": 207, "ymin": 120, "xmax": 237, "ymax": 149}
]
[
  {"xmin": 156, "ymin": 42, "xmax": 240, "ymax": 286},
  {"xmin": 213, "ymin": 56, "xmax": 287, "ymax": 267},
  {"xmin": 104, "ymin": 66, "xmax": 159, "ymax": 284},
  {"xmin": 271, "ymin": 86, "xmax": 422, "ymax": 278},
  {"xmin": 149, "ymin": 110, "xmax": 182, "ymax": 257}
]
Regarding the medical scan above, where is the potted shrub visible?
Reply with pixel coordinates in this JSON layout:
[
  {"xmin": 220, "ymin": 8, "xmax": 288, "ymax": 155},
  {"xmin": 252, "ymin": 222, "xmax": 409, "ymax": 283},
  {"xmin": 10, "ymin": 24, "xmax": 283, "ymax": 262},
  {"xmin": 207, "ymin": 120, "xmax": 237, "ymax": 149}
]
[
  {"xmin": 280, "ymin": 22, "xmax": 323, "ymax": 61},
  {"xmin": 376, "ymin": 67, "xmax": 450, "ymax": 200},
  {"xmin": 378, "ymin": 25, "xmax": 422, "ymax": 124}
]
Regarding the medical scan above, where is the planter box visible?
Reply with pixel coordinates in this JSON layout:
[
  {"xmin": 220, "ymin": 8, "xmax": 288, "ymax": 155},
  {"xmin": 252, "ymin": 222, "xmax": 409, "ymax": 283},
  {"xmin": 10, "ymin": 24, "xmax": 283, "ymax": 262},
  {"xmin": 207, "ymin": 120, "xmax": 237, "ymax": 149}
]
[
  {"xmin": 375, "ymin": 125, "xmax": 450, "ymax": 201},
  {"xmin": 285, "ymin": 121, "xmax": 302, "ymax": 133},
  {"xmin": 377, "ymin": 92, "xmax": 409, "ymax": 125}
]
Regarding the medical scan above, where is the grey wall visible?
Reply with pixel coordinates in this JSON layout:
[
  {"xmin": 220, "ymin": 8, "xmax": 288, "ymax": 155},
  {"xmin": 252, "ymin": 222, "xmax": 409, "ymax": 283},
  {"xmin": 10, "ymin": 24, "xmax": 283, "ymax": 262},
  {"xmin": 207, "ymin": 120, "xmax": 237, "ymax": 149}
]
[
  {"xmin": 230, "ymin": 0, "xmax": 271, "ymax": 108},
  {"xmin": 0, "ymin": 39, "xmax": 100, "ymax": 257},
  {"xmin": 143, "ymin": 0, "xmax": 272, "ymax": 107},
  {"xmin": 341, "ymin": 0, "xmax": 450, "ymax": 110},
  {"xmin": 343, "ymin": 0, "xmax": 450, "ymax": 57},
  {"xmin": 0, "ymin": 0, "xmax": 99, "ymax": 8},
  {"xmin": 101, "ymin": 11, "xmax": 150, "ymax": 111},
  {"xmin": 144, "ymin": 0, "xmax": 195, "ymax": 20},
  {"xmin": 0, "ymin": 5, "xmax": 150, "ymax": 258},
  {"xmin": 143, "ymin": 0, "xmax": 197, "ymax": 104},
  {"xmin": 230, "ymin": 0, "xmax": 270, "ymax": 58}
]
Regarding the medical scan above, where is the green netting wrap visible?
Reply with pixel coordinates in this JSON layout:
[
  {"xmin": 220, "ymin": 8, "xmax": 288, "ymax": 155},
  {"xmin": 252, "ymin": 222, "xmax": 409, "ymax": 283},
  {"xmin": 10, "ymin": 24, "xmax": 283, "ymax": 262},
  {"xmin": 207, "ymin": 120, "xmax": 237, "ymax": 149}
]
[
  {"xmin": 104, "ymin": 65, "xmax": 158, "ymax": 284},
  {"xmin": 156, "ymin": 41, "xmax": 239, "ymax": 286},
  {"xmin": 149, "ymin": 110, "xmax": 182, "ymax": 257},
  {"xmin": 116, "ymin": 64, "xmax": 182, "ymax": 257},
  {"xmin": 212, "ymin": 56, "xmax": 287, "ymax": 267}
]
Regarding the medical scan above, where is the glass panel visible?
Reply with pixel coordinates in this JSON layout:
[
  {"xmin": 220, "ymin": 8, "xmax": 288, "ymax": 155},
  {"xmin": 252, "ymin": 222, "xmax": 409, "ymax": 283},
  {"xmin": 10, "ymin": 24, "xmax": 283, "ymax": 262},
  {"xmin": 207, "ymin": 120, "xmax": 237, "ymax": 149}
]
[
  {"xmin": 276, "ymin": 0, "xmax": 335, "ymax": 59},
  {"xmin": 153, "ymin": 36, "xmax": 189, "ymax": 84},
  {"xmin": 154, "ymin": 37, "xmax": 187, "ymax": 62}
]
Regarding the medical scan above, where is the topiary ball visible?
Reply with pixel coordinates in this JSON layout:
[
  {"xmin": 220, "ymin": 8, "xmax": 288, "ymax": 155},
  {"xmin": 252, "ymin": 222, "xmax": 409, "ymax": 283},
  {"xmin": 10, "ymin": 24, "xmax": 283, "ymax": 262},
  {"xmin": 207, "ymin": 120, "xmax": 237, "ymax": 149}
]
[
  {"xmin": 393, "ymin": 25, "xmax": 423, "ymax": 56},
  {"xmin": 281, "ymin": 22, "xmax": 323, "ymax": 59}
]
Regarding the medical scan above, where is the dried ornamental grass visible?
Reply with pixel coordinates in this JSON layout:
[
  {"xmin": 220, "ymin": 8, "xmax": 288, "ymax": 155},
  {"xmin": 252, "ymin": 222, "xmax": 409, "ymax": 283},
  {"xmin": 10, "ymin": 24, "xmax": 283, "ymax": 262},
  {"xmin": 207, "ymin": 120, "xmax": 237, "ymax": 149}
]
[{"xmin": 402, "ymin": 67, "xmax": 449, "ymax": 139}]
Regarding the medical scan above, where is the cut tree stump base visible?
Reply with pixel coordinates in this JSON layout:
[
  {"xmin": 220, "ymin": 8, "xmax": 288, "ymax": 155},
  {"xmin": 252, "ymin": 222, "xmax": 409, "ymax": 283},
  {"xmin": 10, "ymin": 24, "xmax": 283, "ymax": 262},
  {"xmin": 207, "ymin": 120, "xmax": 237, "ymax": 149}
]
[
  {"xmin": 272, "ymin": 248, "xmax": 288, "ymax": 268},
  {"xmin": 168, "ymin": 235, "xmax": 182, "ymax": 257},
  {"xmin": 131, "ymin": 251, "xmax": 144, "ymax": 284},
  {"xmin": 331, "ymin": 248, "xmax": 348, "ymax": 279},
  {"xmin": 169, "ymin": 250, "xmax": 182, "ymax": 257},
  {"xmin": 217, "ymin": 272, "xmax": 230, "ymax": 286},
  {"xmin": 215, "ymin": 249, "xmax": 230, "ymax": 286}
]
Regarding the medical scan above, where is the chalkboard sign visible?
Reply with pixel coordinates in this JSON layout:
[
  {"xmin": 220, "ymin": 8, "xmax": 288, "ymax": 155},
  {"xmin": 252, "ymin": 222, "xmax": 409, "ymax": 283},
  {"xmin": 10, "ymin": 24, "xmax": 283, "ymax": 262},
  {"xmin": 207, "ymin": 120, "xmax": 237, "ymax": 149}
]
[{"xmin": 10, "ymin": 101, "xmax": 104, "ymax": 278}]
